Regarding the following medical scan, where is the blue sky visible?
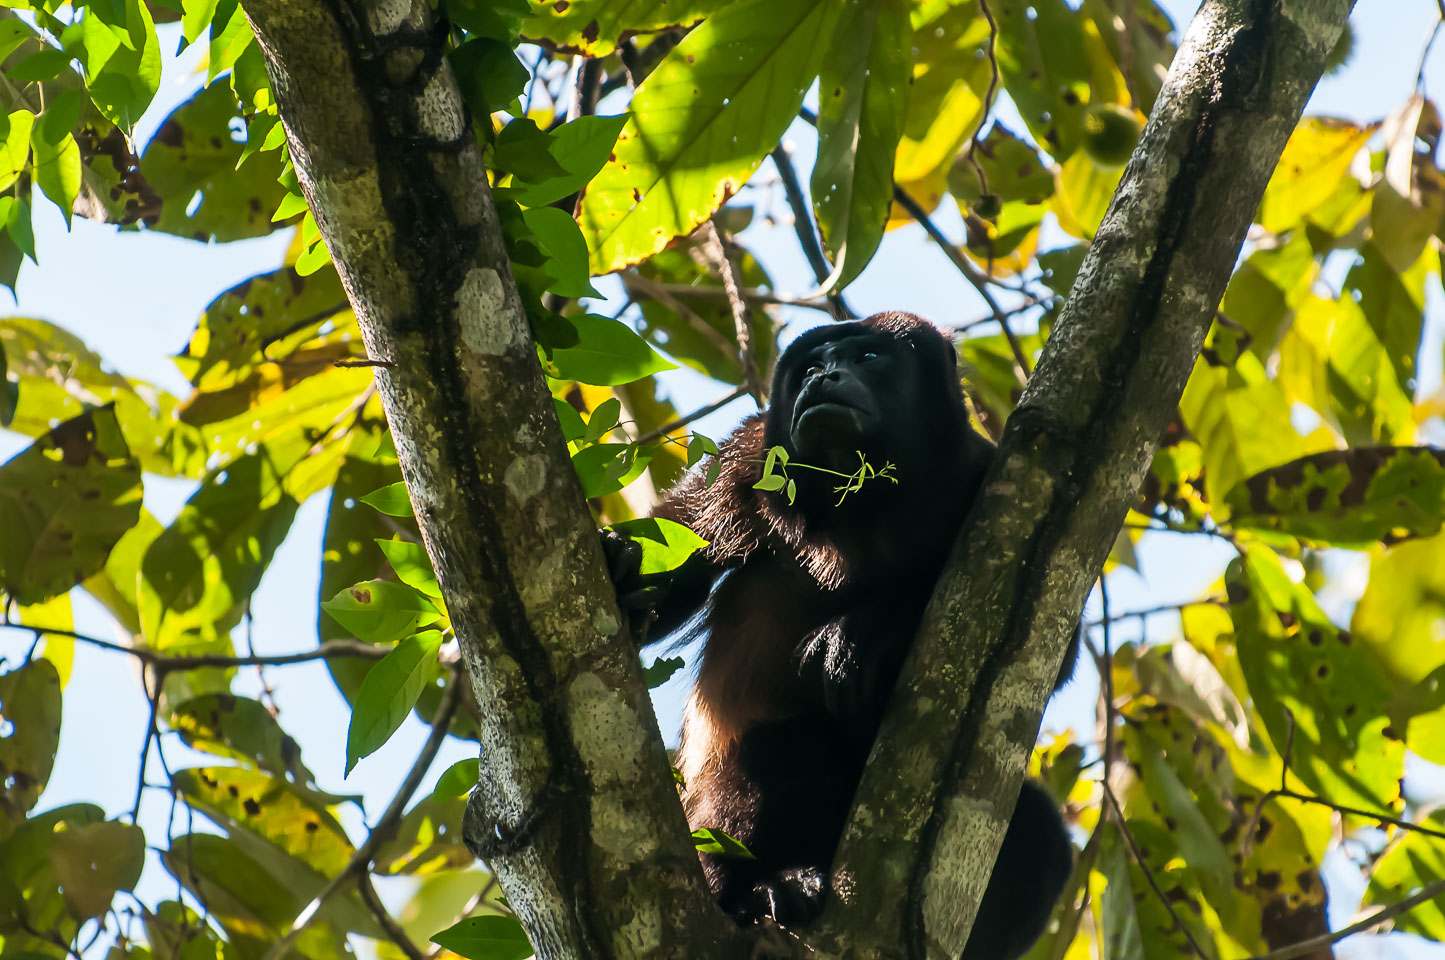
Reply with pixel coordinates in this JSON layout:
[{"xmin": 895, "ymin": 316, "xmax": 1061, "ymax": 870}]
[{"xmin": 3, "ymin": 1, "xmax": 1445, "ymax": 956}]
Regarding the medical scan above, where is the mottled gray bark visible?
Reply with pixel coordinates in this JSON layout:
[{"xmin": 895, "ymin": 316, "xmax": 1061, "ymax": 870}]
[
  {"xmin": 242, "ymin": 0, "xmax": 1352, "ymax": 955},
  {"xmin": 241, "ymin": 2, "xmax": 738, "ymax": 957},
  {"xmin": 819, "ymin": 1, "xmax": 1356, "ymax": 958}
]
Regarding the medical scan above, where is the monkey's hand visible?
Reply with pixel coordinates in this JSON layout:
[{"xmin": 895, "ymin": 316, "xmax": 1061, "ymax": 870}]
[
  {"xmin": 598, "ymin": 529, "xmax": 662, "ymax": 645},
  {"xmin": 735, "ymin": 867, "xmax": 826, "ymax": 928}
]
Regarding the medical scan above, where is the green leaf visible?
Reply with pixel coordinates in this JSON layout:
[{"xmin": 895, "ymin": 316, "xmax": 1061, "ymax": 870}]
[
  {"xmin": 86, "ymin": 0, "xmax": 161, "ymax": 133},
  {"xmin": 430, "ymin": 915, "xmax": 534, "ymax": 960},
  {"xmin": 491, "ymin": 117, "xmax": 567, "ymax": 184},
  {"xmin": 322, "ymin": 579, "xmax": 442, "ymax": 645},
  {"xmin": 583, "ymin": 396, "xmax": 621, "ymax": 445},
  {"xmin": 687, "ymin": 433, "xmax": 719, "ymax": 467},
  {"xmin": 994, "ymin": 0, "xmax": 1092, "ymax": 161},
  {"xmin": 607, "ymin": 517, "xmax": 708, "ymax": 574},
  {"xmin": 1364, "ymin": 821, "xmax": 1445, "ymax": 939},
  {"xmin": 1256, "ymin": 118, "xmax": 1372, "ymax": 234},
  {"xmin": 0, "ymin": 406, "xmax": 141, "ymax": 606},
  {"xmin": 139, "ymin": 82, "xmax": 288, "ymax": 241},
  {"xmin": 1226, "ymin": 447, "xmax": 1445, "ymax": 545},
  {"xmin": 30, "ymin": 117, "xmax": 81, "ymax": 226},
  {"xmin": 522, "ymin": 204, "xmax": 602, "ymax": 299},
  {"xmin": 47, "ymin": 820, "xmax": 144, "ymax": 920},
  {"xmin": 173, "ymin": 263, "xmax": 352, "ymax": 391},
  {"xmin": 643, "ymin": 655, "xmax": 685, "ymax": 688},
  {"xmin": 8, "ymin": 48, "xmax": 71, "ymax": 83},
  {"xmin": 207, "ymin": 0, "xmax": 253, "ymax": 81},
  {"xmin": 691, "ymin": 827, "xmax": 755, "ymax": 859},
  {"xmin": 580, "ymin": 0, "xmax": 841, "ymax": 273},
  {"xmin": 570, "ymin": 442, "xmax": 652, "ymax": 498},
  {"xmin": 0, "ymin": 660, "xmax": 61, "ymax": 826},
  {"xmin": 375, "ymin": 538, "xmax": 441, "ymax": 598},
  {"xmin": 449, "ymin": 37, "xmax": 528, "ymax": 117},
  {"xmin": 360, "ymin": 481, "xmax": 413, "ymax": 516},
  {"xmin": 170, "ymin": 693, "xmax": 321, "ymax": 783},
  {"xmin": 553, "ymin": 396, "xmax": 587, "ymax": 443},
  {"xmin": 429, "ymin": 758, "xmax": 479, "ymax": 801},
  {"xmin": 0, "ymin": 331, "xmax": 14, "ymax": 427},
  {"xmin": 174, "ymin": 767, "xmax": 352, "ymax": 875},
  {"xmin": 1229, "ymin": 545, "xmax": 1404, "ymax": 813},
  {"xmin": 138, "ymin": 449, "xmax": 298, "ymax": 660},
  {"xmin": 811, "ymin": 0, "xmax": 909, "ymax": 291},
  {"xmin": 346, "ymin": 629, "xmax": 445, "ymax": 774},
  {"xmin": 511, "ymin": 113, "xmax": 629, "ymax": 208},
  {"xmin": 753, "ymin": 474, "xmax": 785, "ymax": 492},
  {"xmin": 181, "ymin": 0, "xmax": 220, "ymax": 45},
  {"xmin": 547, "ymin": 314, "xmax": 676, "ymax": 386},
  {"xmin": 520, "ymin": 0, "xmax": 718, "ymax": 57},
  {"xmin": 0, "ymin": 109, "xmax": 34, "ymax": 194}
]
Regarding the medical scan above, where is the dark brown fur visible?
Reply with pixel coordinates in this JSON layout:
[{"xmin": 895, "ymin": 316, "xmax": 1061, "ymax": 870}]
[{"xmin": 626, "ymin": 312, "xmax": 1074, "ymax": 955}]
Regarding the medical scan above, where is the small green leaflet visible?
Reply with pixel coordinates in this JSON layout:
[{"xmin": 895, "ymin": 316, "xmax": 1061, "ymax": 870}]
[
  {"xmin": 430, "ymin": 757, "xmax": 480, "ymax": 802},
  {"xmin": 643, "ymin": 655, "xmax": 685, "ymax": 688},
  {"xmin": 510, "ymin": 113, "xmax": 630, "ymax": 208},
  {"xmin": 571, "ymin": 443, "xmax": 652, "ymax": 498},
  {"xmin": 686, "ymin": 433, "xmax": 719, "ymax": 467},
  {"xmin": 322, "ymin": 579, "xmax": 442, "ymax": 645},
  {"xmin": 375, "ymin": 538, "xmax": 442, "ymax": 598},
  {"xmin": 345, "ymin": 629, "xmax": 445, "ymax": 775},
  {"xmin": 430, "ymin": 915, "xmax": 534, "ymax": 960},
  {"xmin": 546, "ymin": 314, "xmax": 676, "ymax": 386},
  {"xmin": 606, "ymin": 517, "xmax": 707, "ymax": 574},
  {"xmin": 583, "ymin": 397, "xmax": 621, "ymax": 445},
  {"xmin": 692, "ymin": 827, "xmax": 755, "ymax": 859},
  {"xmin": 360, "ymin": 481, "xmax": 413, "ymax": 516}
]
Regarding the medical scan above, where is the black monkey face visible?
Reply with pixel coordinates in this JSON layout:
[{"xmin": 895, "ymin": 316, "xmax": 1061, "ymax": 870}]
[{"xmin": 785, "ymin": 334, "xmax": 908, "ymax": 459}]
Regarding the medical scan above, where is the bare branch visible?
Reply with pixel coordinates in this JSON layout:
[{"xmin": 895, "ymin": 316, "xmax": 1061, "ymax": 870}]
[
  {"xmin": 1103, "ymin": 784, "xmax": 1212, "ymax": 959},
  {"xmin": 1243, "ymin": 876, "xmax": 1445, "ymax": 960},
  {"xmin": 262, "ymin": 671, "xmax": 463, "ymax": 960},
  {"xmin": 699, "ymin": 219, "xmax": 766, "ymax": 405},
  {"xmin": 1, "ymin": 625, "xmax": 390, "ymax": 669},
  {"xmin": 635, "ymin": 385, "xmax": 750, "ymax": 445}
]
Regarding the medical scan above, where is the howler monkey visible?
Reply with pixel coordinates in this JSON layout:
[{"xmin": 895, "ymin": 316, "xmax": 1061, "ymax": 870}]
[{"xmin": 612, "ymin": 311, "xmax": 1076, "ymax": 959}]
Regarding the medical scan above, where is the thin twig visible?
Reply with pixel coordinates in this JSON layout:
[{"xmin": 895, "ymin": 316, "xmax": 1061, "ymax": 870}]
[
  {"xmin": 1100, "ymin": 578, "xmax": 1115, "ymax": 793},
  {"xmin": 1242, "ymin": 876, "xmax": 1445, "ymax": 960},
  {"xmin": 1086, "ymin": 595, "xmax": 1228, "ymax": 628},
  {"xmin": 1102, "ymin": 784, "xmax": 1213, "ymax": 959},
  {"xmin": 358, "ymin": 874, "xmax": 427, "ymax": 960},
  {"xmin": 131, "ymin": 668, "xmax": 162, "ymax": 824},
  {"xmin": 1266, "ymin": 788, "xmax": 1445, "ymax": 844},
  {"xmin": 636, "ymin": 385, "xmax": 750, "ymax": 445},
  {"xmin": 0, "ymin": 624, "xmax": 389, "ymax": 669},
  {"xmin": 620, "ymin": 271, "xmax": 738, "ymax": 359},
  {"xmin": 1417, "ymin": 17, "xmax": 1443, "ymax": 92},
  {"xmin": 699, "ymin": 219, "xmax": 766, "ymax": 405},
  {"xmin": 261, "ymin": 670, "xmax": 463, "ymax": 960},
  {"xmin": 650, "ymin": 282, "xmax": 836, "ymax": 313},
  {"xmin": 890, "ymin": 185, "xmax": 1031, "ymax": 378},
  {"xmin": 958, "ymin": 0, "xmax": 1000, "ymax": 200},
  {"xmin": 769, "ymin": 143, "xmax": 853, "ymax": 320}
]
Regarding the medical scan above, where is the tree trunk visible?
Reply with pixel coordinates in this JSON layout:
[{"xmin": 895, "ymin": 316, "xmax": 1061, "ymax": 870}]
[
  {"xmin": 824, "ymin": 1, "xmax": 1355, "ymax": 957},
  {"xmin": 243, "ymin": 0, "xmax": 1355, "ymax": 956},
  {"xmin": 241, "ymin": 2, "xmax": 738, "ymax": 957}
]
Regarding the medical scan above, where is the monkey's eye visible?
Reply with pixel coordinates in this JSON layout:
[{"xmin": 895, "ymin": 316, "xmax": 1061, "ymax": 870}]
[
  {"xmin": 804, "ymin": 362, "xmax": 825, "ymax": 378},
  {"xmin": 858, "ymin": 350, "xmax": 879, "ymax": 362}
]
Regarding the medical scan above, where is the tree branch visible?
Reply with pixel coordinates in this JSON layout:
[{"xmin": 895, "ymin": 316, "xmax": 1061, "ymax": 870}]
[
  {"xmin": 818, "ymin": 1, "xmax": 1357, "ymax": 955},
  {"xmin": 263, "ymin": 672, "xmax": 462, "ymax": 960},
  {"xmin": 242, "ymin": 1, "xmax": 736, "ymax": 955},
  {"xmin": 1243, "ymin": 876, "xmax": 1445, "ymax": 960}
]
